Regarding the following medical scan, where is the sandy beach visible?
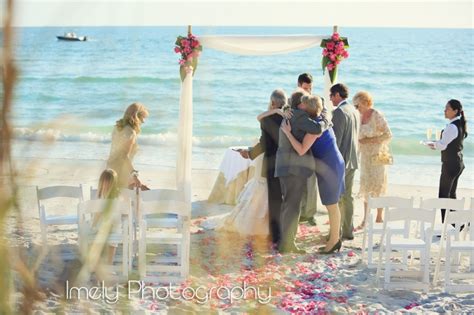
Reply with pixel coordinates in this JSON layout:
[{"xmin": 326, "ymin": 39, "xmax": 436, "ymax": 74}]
[{"xmin": 5, "ymin": 156, "xmax": 473, "ymax": 313}]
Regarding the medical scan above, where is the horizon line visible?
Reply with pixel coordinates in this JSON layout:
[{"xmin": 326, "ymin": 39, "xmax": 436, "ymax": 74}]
[{"xmin": 12, "ymin": 25, "xmax": 474, "ymax": 30}]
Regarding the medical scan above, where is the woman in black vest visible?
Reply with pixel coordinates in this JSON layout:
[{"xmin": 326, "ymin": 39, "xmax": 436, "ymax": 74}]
[{"xmin": 429, "ymin": 99, "xmax": 468, "ymax": 222}]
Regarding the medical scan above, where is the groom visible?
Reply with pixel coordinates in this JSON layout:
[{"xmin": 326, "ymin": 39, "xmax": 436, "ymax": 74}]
[
  {"xmin": 276, "ymin": 91, "xmax": 330, "ymax": 254},
  {"xmin": 240, "ymin": 89, "xmax": 288, "ymax": 245}
]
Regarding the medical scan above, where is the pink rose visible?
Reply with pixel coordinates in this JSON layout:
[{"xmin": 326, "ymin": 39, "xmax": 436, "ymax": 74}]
[
  {"xmin": 329, "ymin": 53, "xmax": 336, "ymax": 61},
  {"xmin": 307, "ymin": 272, "xmax": 322, "ymax": 281},
  {"xmin": 405, "ymin": 303, "xmax": 419, "ymax": 310},
  {"xmin": 322, "ymin": 49, "xmax": 329, "ymax": 56},
  {"xmin": 326, "ymin": 41, "xmax": 335, "ymax": 50},
  {"xmin": 335, "ymin": 296, "xmax": 348, "ymax": 303},
  {"xmin": 327, "ymin": 63, "xmax": 335, "ymax": 71},
  {"xmin": 191, "ymin": 41, "xmax": 199, "ymax": 48},
  {"xmin": 174, "ymin": 47, "xmax": 181, "ymax": 53},
  {"xmin": 184, "ymin": 46, "xmax": 192, "ymax": 54},
  {"xmin": 332, "ymin": 32, "xmax": 340, "ymax": 41},
  {"xmin": 342, "ymin": 50, "xmax": 349, "ymax": 58},
  {"xmin": 335, "ymin": 59, "xmax": 341, "ymax": 65},
  {"xmin": 179, "ymin": 59, "xmax": 185, "ymax": 65}
]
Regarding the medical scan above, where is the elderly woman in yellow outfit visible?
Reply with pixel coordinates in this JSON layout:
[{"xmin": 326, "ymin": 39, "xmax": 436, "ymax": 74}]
[{"xmin": 353, "ymin": 91, "xmax": 392, "ymax": 230}]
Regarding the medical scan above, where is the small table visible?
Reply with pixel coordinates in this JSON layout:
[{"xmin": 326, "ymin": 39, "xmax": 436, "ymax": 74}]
[{"xmin": 208, "ymin": 147, "xmax": 256, "ymax": 205}]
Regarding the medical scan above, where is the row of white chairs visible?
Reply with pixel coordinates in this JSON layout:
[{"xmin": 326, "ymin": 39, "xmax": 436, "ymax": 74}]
[
  {"xmin": 361, "ymin": 196, "xmax": 474, "ymax": 293},
  {"xmin": 36, "ymin": 185, "xmax": 473, "ymax": 289},
  {"xmin": 36, "ymin": 185, "xmax": 191, "ymax": 283}
]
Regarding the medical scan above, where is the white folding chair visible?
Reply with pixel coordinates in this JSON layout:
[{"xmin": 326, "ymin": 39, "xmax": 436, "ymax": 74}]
[
  {"xmin": 36, "ymin": 185, "xmax": 84, "ymax": 246},
  {"xmin": 421, "ymin": 198, "xmax": 466, "ymax": 278},
  {"xmin": 433, "ymin": 205, "xmax": 474, "ymax": 292},
  {"xmin": 90, "ymin": 187, "xmax": 98, "ymax": 200},
  {"xmin": 90, "ymin": 187, "xmax": 139, "ymax": 262},
  {"xmin": 420, "ymin": 197, "xmax": 465, "ymax": 237},
  {"xmin": 78, "ymin": 199, "xmax": 132, "ymax": 278},
  {"xmin": 471, "ymin": 197, "xmax": 474, "ymax": 272},
  {"xmin": 378, "ymin": 207, "xmax": 436, "ymax": 292},
  {"xmin": 139, "ymin": 189, "xmax": 184, "ymax": 223},
  {"xmin": 362, "ymin": 196, "xmax": 414, "ymax": 267},
  {"xmin": 140, "ymin": 189, "xmax": 184, "ymax": 202},
  {"xmin": 119, "ymin": 188, "xmax": 140, "ymax": 265},
  {"xmin": 138, "ymin": 198, "xmax": 190, "ymax": 283},
  {"xmin": 90, "ymin": 187, "xmax": 136, "ymax": 201}
]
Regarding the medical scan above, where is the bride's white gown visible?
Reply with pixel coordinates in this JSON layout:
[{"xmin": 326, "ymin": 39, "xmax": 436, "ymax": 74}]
[{"xmin": 203, "ymin": 154, "xmax": 269, "ymax": 236}]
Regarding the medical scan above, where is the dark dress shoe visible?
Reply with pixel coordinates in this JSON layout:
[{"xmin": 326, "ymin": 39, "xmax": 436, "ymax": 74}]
[
  {"xmin": 319, "ymin": 239, "xmax": 342, "ymax": 255},
  {"xmin": 299, "ymin": 216, "xmax": 310, "ymax": 223},
  {"xmin": 306, "ymin": 217, "xmax": 317, "ymax": 226},
  {"xmin": 300, "ymin": 216, "xmax": 317, "ymax": 226}
]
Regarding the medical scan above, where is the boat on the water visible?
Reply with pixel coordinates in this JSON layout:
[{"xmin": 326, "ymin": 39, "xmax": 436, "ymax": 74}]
[{"xmin": 56, "ymin": 32, "xmax": 87, "ymax": 41}]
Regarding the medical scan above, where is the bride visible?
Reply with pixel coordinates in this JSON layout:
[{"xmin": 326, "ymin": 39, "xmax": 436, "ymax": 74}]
[
  {"xmin": 201, "ymin": 153, "xmax": 269, "ymax": 236},
  {"xmin": 213, "ymin": 154, "xmax": 269, "ymax": 236}
]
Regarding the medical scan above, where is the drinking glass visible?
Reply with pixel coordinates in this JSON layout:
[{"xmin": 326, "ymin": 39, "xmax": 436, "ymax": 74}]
[{"xmin": 426, "ymin": 128, "xmax": 432, "ymax": 140}]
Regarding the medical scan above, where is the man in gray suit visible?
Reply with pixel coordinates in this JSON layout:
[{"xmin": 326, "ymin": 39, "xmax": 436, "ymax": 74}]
[
  {"xmin": 275, "ymin": 91, "xmax": 330, "ymax": 253},
  {"xmin": 330, "ymin": 83, "xmax": 360, "ymax": 240},
  {"xmin": 295, "ymin": 73, "xmax": 318, "ymax": 227}
]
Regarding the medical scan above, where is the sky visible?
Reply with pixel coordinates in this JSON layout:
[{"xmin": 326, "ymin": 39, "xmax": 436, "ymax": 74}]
[{"xmin": 6, "ymin": 0, "xmax": 474, "ymax": 28}]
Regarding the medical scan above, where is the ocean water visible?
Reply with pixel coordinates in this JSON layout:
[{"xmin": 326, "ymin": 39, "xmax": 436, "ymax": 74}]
[{"xmin": 10, "ymin": 27, "xmax": 474, "ymax": 188}]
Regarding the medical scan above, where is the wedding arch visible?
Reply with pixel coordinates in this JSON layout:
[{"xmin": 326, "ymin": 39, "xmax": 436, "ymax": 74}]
[{"xmin": 176, "ymin": 26, "xmax": 347, "ymax": 203}]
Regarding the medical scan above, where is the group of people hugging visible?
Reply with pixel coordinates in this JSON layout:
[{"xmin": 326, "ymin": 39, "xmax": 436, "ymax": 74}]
[{"xmin": 214, "ymin": 73, "xmax": 393, "ymax": 255}]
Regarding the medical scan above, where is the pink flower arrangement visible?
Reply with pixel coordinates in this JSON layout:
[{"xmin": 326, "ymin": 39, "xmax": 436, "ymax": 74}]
[
  {"xmin": 174, "ymin": 33, "xmax": 203, "ymax": 80},
  {"xmin": 174, "ymin": 33, "xmax": 202, "ymax": 66},
  {"xmin": 320, "ymin": 32, "xmax": 349, "ymax": 83}
]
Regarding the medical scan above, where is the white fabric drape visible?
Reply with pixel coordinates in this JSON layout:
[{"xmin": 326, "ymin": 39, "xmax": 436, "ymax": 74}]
[
  {"xmin": 323, "ymin": 70, "xmax": 333, "ymax": 111},
  {"xmin": 199, "ymin": 35, "xmax": 326, "ymax": 56},
  {"xmin": 176, "ymin": 72, "xmax": 193, "ymax": 203},
  {"xmin": 176, "ymin": 34, "xmax": 336, "ymax": 202}
]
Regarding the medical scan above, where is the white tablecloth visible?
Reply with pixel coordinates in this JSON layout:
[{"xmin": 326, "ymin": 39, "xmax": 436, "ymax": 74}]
[
  {"xmin": 208, "ymin": 147, "xmax": 256, "ymax": 205},
  {"xmin": 219, "ymin": 146, "xmax": 256, "ymax": 185}
]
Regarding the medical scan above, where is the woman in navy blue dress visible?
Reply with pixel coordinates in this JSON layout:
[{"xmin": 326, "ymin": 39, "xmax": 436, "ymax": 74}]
[{"xmin": 281, "ymin": 94, "xmax": 345, "ymax": 254}]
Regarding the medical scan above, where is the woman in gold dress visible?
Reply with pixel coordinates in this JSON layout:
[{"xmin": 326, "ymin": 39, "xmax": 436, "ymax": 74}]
[
  {"xmin": 353, "ymin": 91, "xmax": 392, "ymax": 229},
  {"xmin": 106, "ymin": 102, "xmax": 149, "ymax": 188}
]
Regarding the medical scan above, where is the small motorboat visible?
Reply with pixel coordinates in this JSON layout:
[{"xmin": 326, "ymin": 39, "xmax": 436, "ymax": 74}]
[{"xmin": 56, "ymin": 32, "xmax": 87, "ymax": 41}]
